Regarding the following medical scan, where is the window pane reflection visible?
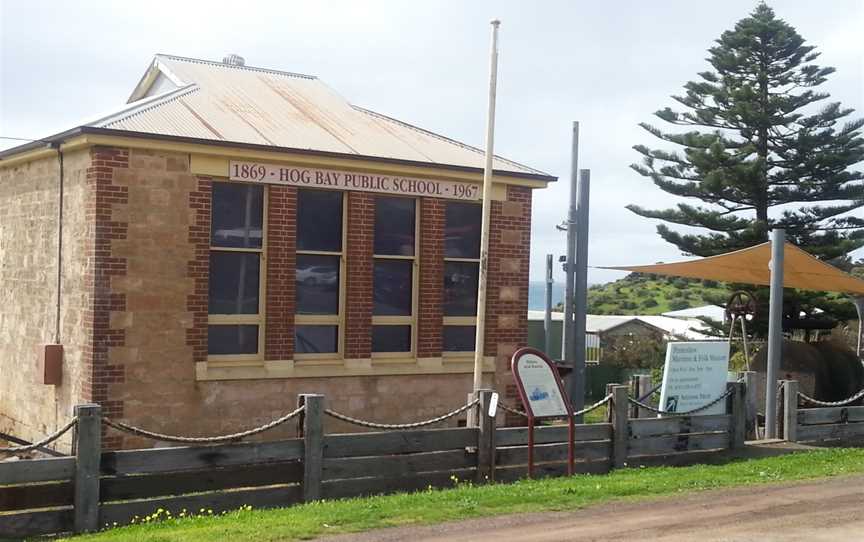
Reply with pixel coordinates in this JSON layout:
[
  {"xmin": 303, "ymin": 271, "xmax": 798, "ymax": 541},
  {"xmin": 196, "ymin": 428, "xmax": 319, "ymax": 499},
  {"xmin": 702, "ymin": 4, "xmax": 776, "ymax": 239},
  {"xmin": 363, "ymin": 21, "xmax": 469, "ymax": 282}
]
[
  {"xmin": 211, "ymin": 183, "xmax": 264, "ymax": 248},
  {"xmin": 373, "ymin": 260, "xmax": 413, "ymax": 316},
  {"xmin": 374, "ymin": 197, "xmax": 415, "ymax": 256},
  {"xmin": 295, "ymin": 325, "xmax": 338, "ymax": 354},
  {"xmin": 372, "ymin": 325, "xmax": 411, "ymax": 352},
  {"xmin": 445, "ymin": 202, "xmax": 481, "ymax": 259},
  {"xmin": 297, "ymin": 190, "xmax": 343, "ymax": 252},
  {"xmin": 296, "ymin": 255, "xmax": 340, "ymax": 314},
  {"xmin": 443, "ymin": 261, "xmax": 479, "ymax": 316},
  {"xmin": 208, "ymin": 252, "xmax": 260, "ymax": 314},
  {"xmin": 443, "ymin": 326, "xmax": 476, "ymax": 352},
  {"xmin": 208, "ymin": 325, "xmax": 258, "ymax": 355}
]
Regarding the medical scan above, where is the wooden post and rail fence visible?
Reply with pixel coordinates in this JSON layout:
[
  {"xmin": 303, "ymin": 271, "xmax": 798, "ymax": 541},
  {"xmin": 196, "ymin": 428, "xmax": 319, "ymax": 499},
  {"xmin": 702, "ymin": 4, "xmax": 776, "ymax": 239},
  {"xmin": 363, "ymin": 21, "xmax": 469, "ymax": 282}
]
[{"xmin": 0, "ymin": 381, "xmax": 753, "ymax": 539}]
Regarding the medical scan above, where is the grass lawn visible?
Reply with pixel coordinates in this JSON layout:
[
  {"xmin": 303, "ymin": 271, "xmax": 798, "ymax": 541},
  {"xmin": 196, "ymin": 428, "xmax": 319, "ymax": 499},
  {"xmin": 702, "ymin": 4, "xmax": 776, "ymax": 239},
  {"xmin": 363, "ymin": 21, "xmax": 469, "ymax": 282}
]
[
  {"xmin": 581, "ymin": 406, "xmax": 608, "ymax": 424},
  {"xmin": 63, "ymin": 448, "xmax": 864, "ymax": 542}
]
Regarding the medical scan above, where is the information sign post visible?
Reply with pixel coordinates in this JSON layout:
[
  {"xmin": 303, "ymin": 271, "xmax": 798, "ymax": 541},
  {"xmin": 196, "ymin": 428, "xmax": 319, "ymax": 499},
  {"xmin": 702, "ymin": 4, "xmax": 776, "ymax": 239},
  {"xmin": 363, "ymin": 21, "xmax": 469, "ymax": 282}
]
[
  {"xmin": 511, "ymin": 347, "xmax": 575, "ymax": 478},
  {"xmin": 658, "ymin": 342, "xmax": 731, "ymax": 416}
]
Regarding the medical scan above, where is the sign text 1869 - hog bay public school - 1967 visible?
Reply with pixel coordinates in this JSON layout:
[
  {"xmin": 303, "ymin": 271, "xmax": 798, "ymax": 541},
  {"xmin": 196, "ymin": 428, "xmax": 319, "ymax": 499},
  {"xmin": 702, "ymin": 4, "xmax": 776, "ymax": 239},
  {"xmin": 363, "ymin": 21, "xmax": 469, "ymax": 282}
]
[{"xmin": 229, "ymin": 161, "xmax": 482, "ymax": 200}]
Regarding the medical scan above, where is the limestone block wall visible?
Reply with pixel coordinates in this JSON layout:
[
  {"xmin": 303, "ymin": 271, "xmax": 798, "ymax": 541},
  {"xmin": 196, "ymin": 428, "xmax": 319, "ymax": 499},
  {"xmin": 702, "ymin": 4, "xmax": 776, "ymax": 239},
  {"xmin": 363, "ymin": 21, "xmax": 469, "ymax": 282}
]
[{"xmin": 0, "ymin": 148, "xmax": 93, "ymax": 450}]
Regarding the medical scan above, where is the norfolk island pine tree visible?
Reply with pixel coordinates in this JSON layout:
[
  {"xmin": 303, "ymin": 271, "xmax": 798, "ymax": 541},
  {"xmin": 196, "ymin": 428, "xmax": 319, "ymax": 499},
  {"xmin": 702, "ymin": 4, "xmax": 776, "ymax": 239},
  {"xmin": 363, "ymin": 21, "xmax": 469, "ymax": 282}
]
[{"xmin": 628, "ymin": 3, "xmax": 864, "ymax": 329}]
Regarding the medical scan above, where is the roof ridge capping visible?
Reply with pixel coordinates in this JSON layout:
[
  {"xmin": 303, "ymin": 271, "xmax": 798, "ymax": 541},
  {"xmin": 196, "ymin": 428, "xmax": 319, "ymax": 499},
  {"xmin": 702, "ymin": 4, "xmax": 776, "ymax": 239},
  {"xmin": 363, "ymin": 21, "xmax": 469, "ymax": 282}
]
[
  {"xmin": 155, "ymin": 53, "xmax": 317, "ymax": 81},
  {"xmin": 352, "ymin": 104, "xmax": 552, "ymax": 177}
]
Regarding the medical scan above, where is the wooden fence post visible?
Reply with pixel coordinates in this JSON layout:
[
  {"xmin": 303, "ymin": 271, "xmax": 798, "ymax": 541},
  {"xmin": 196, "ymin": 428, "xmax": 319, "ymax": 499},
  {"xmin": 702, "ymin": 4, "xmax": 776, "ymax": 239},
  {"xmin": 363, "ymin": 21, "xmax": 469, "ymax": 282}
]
[
  {"xmin": 783, "ymin": 380, "xmax": 799, "ymax": 442},
  {"xmin": 727, "ymin": 381, "xmax": 746, "ymax": 449},
  {"xmin": 610, "ymin": 385, "xmax": 629, "ymax": 469},
  {"xmin": 476, "ymin": 389, "xmax": 496, "ymax": 483},
  {"xmin": 740, "ymin": 371, "xmax": 757, "ymax": 440},
  {"xmin": 628, "ymin": 376, "xmax": 639, "ymax": 419},
  {"xmin": 73, "ymin": 404, "xmax": 101, "ymax": 533},
  {"xmin": 636, "ymin": 375, "xmax": 652, "ymax": 419},
  {"xmin": 605, "ymin": 383, "xmax": 616, "ymax": 423},
  {"xmin": 300, "ymin": 394, "xmax": 324, "ymax": 502}
]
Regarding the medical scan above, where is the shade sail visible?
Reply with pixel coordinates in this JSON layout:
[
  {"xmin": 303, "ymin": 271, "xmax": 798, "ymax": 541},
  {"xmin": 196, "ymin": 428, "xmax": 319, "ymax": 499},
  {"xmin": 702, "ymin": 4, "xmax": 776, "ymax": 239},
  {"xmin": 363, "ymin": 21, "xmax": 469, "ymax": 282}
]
[{"xmin": 602, "ymin": 242, "xmax": 864, "ymax": 296}]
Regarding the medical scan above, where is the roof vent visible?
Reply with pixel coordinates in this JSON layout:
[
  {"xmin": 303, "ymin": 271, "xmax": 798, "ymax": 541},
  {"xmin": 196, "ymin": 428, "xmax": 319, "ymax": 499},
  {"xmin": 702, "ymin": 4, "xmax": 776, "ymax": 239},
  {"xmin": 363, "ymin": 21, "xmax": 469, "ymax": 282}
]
[{"xmin": 222, "ymin": 54, "xmax": 245, "ymax": 66}]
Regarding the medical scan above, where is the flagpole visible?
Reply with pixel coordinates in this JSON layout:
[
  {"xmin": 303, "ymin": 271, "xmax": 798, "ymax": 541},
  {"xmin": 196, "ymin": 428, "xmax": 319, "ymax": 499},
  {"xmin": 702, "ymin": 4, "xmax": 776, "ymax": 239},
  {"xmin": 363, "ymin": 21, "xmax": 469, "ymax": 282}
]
[{"xmin": 472, "ymin": 19, "xmax": 501, "ymax": 401}]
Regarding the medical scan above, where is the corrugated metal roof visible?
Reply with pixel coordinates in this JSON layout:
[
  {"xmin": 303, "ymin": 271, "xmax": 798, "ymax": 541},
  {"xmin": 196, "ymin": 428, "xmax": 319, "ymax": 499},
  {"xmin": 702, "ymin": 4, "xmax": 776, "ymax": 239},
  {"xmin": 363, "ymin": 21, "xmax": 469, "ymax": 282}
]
[
  {"xmin": 88, "ymin": 54, "xmax": 551, "ymax": 178},
  {"xmin": 526, "ymin": 311, "xmax": 714, "ymax": 340}
]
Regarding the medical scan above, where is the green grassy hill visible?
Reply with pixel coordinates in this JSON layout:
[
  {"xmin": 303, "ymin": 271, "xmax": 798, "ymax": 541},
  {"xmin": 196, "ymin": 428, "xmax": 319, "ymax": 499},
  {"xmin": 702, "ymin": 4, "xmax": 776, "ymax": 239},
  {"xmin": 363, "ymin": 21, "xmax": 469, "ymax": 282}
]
[{"xmin": 586, "ymin": 273, "xmax": 730, "ymax": 315}]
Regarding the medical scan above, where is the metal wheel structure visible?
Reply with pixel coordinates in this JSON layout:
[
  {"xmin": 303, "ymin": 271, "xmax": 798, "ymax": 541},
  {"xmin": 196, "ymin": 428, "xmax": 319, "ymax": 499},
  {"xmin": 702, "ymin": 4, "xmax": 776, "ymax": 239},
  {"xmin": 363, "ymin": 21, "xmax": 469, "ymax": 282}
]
[{"xmin": 726, "ymin": 290, "xmax": 757, "ymax": 371}]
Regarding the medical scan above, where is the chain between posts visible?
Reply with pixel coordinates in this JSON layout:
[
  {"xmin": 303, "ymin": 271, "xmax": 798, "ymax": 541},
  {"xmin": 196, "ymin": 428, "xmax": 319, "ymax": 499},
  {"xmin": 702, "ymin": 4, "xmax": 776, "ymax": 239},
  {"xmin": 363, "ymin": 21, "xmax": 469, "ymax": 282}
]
[
  {"xmin": 498, "ymin": 402, "xmax": 529, "ymax": 417},
  {"xmin": 637, "ymin": 383, "xmax": 662, "ymax": 403},
  {"xmin": 102, "ymin": 404, "xmax": 306, "ymax": 444},
  {"xmin": 499, "ymin": 393, "xmax": 613, "ymax": 419},
  {"xmin": 324, "ymin": 400, "xmax": 479, "ymax": 430},
  {"xmin": 798, "ymin": 387, "xmax": 864, "ymax": 407},
  {"xmin": 0, "ymin": 418, "xmax": 77, "ymax": 454},
  {"xmin": 626, "ymin": 387, "xmax": 735, "ymax": 417}
]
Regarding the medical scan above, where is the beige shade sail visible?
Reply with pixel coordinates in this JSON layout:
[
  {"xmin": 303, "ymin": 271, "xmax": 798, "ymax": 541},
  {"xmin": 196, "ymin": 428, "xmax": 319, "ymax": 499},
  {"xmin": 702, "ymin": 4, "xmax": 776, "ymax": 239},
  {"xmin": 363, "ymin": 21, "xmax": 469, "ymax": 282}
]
[{"xmin": 602, "ymin": 242, "xmax": 864, "ymax": 296}]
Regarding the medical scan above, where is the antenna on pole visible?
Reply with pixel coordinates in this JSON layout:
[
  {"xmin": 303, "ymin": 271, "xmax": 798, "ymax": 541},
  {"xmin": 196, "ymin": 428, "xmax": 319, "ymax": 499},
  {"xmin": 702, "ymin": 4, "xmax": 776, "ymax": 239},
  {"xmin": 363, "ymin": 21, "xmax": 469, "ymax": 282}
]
[{"xmin": 471, "ymin": 19, "xmax": 501, "ymax": 416}]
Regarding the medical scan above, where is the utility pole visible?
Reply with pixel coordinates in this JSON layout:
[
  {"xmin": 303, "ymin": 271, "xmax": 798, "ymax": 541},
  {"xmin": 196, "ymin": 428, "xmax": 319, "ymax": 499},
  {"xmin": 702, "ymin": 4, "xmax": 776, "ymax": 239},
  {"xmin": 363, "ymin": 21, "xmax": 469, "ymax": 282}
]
[
  {"xmin": 764, "ymin": 228, "xmax": 785, "ymax": 439},
  {"xmin": 570, "ymin": 169, "xmax": 590, "ymax": 420},
  {"xmin": 544, "ymin": 254, "xmax": 553, "ymax": 355}
]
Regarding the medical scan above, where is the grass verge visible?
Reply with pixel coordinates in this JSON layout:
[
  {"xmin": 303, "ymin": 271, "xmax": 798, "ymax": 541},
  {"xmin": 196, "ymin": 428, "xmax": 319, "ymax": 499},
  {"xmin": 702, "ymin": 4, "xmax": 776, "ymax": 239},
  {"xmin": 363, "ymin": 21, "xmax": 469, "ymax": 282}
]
[{"xmin": 63, "ymin": 448, "xmax": 864, "ymax": 542}]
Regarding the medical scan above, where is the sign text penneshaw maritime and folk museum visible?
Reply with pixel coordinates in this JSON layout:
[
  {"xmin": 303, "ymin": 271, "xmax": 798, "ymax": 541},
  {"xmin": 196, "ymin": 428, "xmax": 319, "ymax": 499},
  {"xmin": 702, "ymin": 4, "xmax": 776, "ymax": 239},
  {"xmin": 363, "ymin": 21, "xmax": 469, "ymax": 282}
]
[{"xmin": 0, "ymin": 54, "xmax": 554, "ymax": 449}]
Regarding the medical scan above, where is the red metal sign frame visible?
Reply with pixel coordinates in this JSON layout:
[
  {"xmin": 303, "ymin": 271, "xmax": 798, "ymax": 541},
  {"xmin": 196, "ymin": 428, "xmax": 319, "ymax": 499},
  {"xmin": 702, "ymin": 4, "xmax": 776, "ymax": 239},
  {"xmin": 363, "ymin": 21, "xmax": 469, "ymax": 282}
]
[{"xmin": 510, "ymin": 347, "xmax": 575, "ymax": 478}]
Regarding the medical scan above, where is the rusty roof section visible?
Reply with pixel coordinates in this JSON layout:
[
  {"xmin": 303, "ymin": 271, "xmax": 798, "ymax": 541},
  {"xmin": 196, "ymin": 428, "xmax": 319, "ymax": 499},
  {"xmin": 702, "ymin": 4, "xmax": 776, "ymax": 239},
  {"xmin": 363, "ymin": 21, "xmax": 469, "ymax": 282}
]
[{"xmin": 91, "ymin": 54, "xmax": 552, "ymax": 179}]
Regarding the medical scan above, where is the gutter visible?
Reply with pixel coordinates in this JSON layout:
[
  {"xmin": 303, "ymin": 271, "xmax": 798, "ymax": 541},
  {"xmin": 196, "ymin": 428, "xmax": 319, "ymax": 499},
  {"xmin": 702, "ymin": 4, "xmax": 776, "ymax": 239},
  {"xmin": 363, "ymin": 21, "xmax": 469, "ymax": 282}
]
[{"xmin": 0, "ymin": 126, "xmax": 558, "ymax": 184}]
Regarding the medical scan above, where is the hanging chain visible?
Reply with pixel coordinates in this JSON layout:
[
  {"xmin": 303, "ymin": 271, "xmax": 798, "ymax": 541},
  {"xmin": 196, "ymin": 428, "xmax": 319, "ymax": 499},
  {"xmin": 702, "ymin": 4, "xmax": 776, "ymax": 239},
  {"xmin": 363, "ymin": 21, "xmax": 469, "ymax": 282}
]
[
  {"xmin": 0, "ymin": 418, "xmax": 77, "ymax": 454},
  {"xmin": 498, "ymin": 393, "xmax": 613, "ymax": 419},
  {"xmin": 324, "ymin": 400, "xmax": 479, "ymax": 430},
  {"xmin": 102, "ymin": 404, "xmax": 306, "ymax": 444},
  {"xmin": 626, "ymin": 387, "xmax": 734, "ymax": 417},
  {"xmin": 798, "ymin": 387, "xmax": 864, "ymax": 408}
]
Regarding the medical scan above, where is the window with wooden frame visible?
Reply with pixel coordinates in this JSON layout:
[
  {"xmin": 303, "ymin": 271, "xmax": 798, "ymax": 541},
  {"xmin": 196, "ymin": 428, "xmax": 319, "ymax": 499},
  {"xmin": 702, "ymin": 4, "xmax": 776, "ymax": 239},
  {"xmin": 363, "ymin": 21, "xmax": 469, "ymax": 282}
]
[
  {"xmin": 295, "ymin": 189, "xmax": 345, "ymax": 359},
  {"xmin": 443, "ymin": 201, "xmax": 481, "ymax": 354},
  {"xmin": 208, "ymin": 182, "xmax": 266, "ymax": 362},
  {"xmin": 372, "ymin": 196, "xmax": 418, "ymax": 356}
]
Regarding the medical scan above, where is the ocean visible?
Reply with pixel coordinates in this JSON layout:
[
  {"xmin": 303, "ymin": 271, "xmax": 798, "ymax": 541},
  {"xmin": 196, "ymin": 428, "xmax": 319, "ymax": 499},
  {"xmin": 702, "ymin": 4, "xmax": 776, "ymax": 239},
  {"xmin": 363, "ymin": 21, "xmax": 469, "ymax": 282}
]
[{"xmin": 528, "ymin": 281, "xmax": 566, "ymax": 311}]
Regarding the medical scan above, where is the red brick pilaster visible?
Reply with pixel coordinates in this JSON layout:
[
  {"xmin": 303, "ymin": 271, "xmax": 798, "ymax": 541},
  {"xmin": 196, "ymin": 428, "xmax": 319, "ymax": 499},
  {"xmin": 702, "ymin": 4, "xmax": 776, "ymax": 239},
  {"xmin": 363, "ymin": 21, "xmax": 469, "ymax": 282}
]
[
  {"xmin": 486, "ymin": 186, "xmax": 532, "ymax": 424},
  {"xmin": 85, "ymin": 146, "xmax": 130, "ymax": 449},
  {"xmin": 186, "ymin": 177, "xmax": 211, "ymax": 363},
  {"xmin": 418, "ymin": 198, "xmax": 444, "ymax": 357},
  {"xmin": 266, "ymin": 185, "xmax": 296, "ymax": 360},
  {"xmin": 344, "ymin": 192, "xmax": 374, "ymax": 359}
]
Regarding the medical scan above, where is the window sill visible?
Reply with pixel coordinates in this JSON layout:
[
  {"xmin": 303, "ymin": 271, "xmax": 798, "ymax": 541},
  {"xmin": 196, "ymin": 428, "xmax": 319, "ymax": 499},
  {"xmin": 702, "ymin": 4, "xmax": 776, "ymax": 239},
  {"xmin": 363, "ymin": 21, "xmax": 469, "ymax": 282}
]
[{"xmin": 195, "ymin": 356, "xmax": 495, "ymax": 381}]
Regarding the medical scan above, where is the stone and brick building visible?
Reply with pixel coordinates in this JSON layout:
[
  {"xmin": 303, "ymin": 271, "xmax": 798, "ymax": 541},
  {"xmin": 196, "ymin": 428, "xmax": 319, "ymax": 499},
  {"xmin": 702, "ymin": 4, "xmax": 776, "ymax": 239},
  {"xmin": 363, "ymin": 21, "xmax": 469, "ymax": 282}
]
[{"xmin": 0, "ymin": 54, "xmax": 554, "ymax": 450}]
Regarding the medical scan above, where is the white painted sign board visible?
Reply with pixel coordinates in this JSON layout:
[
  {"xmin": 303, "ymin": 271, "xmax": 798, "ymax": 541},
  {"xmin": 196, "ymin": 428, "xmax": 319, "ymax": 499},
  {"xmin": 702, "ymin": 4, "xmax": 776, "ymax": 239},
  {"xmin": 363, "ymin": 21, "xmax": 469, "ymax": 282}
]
[
  {"xmin": 513, "ymin": 352, "xmax": 569, "ymax": 418},
  {"xmin": 488, "ymin": 392, "xmax": 499, "ymax": 417},
  {"xmin": 658, "ymin": 341, "xmax": 731, "ymax": 416}
]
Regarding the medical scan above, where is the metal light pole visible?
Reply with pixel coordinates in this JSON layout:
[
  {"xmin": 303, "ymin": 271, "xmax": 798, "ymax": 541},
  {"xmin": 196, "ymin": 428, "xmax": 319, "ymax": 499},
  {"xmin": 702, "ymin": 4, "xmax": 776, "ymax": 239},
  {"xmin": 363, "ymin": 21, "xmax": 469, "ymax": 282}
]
[
  {"xmin": 471, "ymin": 20, "xmax": 501, "ymax": 403},
  {"xmin": 764, "ymin": 228, "xmax": 785, "ymax": 439},
  {"xmin": 570, "ymin": 169, "xmax": 590, "ymax": 419},
  {"xmin": 562, "ymin": 122, "xmax": 580, "ymax": 369},
  {"xmin": 544, "ymin": 254, "xmax": 554, "ymax": 355}
]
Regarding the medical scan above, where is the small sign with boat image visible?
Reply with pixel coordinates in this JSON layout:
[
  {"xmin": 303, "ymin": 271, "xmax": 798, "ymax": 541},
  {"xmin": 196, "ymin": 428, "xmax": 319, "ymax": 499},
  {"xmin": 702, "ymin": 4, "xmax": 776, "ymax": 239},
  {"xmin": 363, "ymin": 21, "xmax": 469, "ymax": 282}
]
[{"xmin": 512, "ymin": 348, "xmax": 570, "ymax": 418}]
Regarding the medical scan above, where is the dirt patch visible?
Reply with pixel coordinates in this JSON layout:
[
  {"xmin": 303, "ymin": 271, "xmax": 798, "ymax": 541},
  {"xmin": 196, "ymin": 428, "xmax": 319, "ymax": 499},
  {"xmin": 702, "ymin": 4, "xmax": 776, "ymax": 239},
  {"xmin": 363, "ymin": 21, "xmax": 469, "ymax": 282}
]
[{"xmin": 317, "ymin": 474, "xmax": 864, "ymax": 541}]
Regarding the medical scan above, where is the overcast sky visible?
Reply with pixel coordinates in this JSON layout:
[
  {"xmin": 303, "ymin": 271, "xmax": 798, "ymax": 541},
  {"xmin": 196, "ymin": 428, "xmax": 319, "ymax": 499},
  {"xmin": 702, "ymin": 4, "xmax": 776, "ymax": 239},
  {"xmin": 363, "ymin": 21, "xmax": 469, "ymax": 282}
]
[{"xmin": 1, "ymin": 0, "xmax": 862, "ymax": 285}]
